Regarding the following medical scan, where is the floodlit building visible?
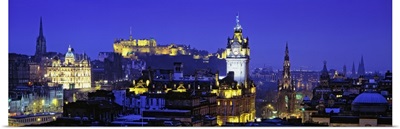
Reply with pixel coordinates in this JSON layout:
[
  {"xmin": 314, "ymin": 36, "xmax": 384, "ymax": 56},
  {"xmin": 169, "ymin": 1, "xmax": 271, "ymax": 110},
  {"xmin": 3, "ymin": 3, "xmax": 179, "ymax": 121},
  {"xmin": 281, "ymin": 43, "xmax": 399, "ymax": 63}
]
[{"xmin": 45, "ymin": 45, "xmax": 91, "ymax": 89}]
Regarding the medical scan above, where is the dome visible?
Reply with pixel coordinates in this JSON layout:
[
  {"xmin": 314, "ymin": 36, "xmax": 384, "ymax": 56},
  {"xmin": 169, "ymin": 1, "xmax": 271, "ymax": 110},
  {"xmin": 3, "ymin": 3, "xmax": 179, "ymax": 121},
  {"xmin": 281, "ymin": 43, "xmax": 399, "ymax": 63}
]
[
  {"xmin": 65, "ymin": 51, "xmax": 74, "ymax": 58},
  {"xmin": 351, "ymin": 92, "xmax": 388, "ymax": 113},
  {"xmin": 65, "ymin": 45, "xmax": 75, "ymax": 58},
  {"xmin": 352, "ymin": 92, "xmax": 388, "ymax": 104}
]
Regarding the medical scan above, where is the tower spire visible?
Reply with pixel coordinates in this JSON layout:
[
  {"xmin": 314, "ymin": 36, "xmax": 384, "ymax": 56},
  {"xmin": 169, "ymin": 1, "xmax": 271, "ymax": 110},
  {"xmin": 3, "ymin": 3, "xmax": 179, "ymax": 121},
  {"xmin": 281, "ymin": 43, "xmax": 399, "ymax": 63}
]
[
  {"xmin": 35, "ymin": 16, "xmax": 47, "ymax": 63},
  {"xmin": 39, "ymin": 17, "xmax": 43, "ymax": 37},
  {"xmin": 282, "ymin": 43, "xmax": 291, "ymax": 89},
  {"xmin": 322, "ymin": 61, "xmax": 328, "ymax": 72},
  {"xmin": 358, "ymin": 55, "xmax": 365, "ymax": 76},
  {"xmin": 284, "ymin": 43, "xmax": 290, "ymax": 62},
  {"xmin": 234, "ymin": 12, "xmax": 242, "ymax": 31}
]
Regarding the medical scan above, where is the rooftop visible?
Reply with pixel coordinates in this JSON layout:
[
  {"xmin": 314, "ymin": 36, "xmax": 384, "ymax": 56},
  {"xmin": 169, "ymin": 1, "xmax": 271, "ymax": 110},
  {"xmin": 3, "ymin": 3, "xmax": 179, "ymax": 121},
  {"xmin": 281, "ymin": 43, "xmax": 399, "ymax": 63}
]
[{"xmin": 352, "ymin": 92, "xmax": 388, "ymax": 104}]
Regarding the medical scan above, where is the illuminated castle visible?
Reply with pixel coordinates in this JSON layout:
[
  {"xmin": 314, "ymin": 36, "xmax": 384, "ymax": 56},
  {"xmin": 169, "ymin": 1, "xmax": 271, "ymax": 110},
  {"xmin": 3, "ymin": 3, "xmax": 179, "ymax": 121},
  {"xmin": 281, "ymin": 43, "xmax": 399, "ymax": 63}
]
[
  {"xmin": 113, "ymin": 28, "xmax": 191, "ymax": 58},
  {"xmin": 45, "ymin": 45, "xmax": 91, "ymax": 89}
]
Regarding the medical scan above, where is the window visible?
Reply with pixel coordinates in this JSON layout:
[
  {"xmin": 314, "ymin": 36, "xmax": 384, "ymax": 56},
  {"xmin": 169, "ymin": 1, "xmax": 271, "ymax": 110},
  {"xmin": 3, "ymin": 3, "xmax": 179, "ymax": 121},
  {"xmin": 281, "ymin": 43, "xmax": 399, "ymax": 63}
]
[{"xmin": 157, "ymin": 98, "xmax": 159, "ymax": 106}]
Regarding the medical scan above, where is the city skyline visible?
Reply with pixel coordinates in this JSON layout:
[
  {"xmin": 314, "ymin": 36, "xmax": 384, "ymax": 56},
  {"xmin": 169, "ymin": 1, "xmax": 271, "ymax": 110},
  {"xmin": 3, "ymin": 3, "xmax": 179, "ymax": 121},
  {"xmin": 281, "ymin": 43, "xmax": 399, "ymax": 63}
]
[{"xmin": 9, "ymin": 0, "xmax": 392, "ymax": 72}]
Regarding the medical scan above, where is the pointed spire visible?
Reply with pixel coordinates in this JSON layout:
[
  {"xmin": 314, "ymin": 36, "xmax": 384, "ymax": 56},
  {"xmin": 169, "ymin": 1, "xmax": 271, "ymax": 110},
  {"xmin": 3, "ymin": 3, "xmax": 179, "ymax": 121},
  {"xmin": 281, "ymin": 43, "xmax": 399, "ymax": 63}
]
[
  {"xmin": 285, "ymin": 42, "xmax": 289, "ymax": 55},
  {"xmin": 39, "ymin": 17, "xmax": 44, "ymax": 37},
  {"xmin": 234, "ymin": 12, "xmax": 242, "ymax": 31},
  {"xmin": 236, "ymin": 12, "xmax": 240, "ymax": 25},
  {"xmin": 358, "ymin": 55, "xmax": 365, "ymax": 76},
  {"xmin": 361, "ymin": 55, "xmax": 364, "ymax": 65},
  {"xmin": 343, "ymin": 64, "xmax": 347, "ymax": 77},
  {"xmin": 322, "ymin": 60, "xmax": 328, "ymax": 72}
]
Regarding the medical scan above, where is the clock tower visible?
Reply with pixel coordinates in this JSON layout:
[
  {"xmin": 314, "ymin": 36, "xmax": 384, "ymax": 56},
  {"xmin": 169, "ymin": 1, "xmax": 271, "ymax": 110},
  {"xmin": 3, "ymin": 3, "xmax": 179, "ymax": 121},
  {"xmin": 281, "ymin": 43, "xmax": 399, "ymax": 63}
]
[{"xmin": 225, "ymin": 14, "xmax": 250, "ymax": 84}]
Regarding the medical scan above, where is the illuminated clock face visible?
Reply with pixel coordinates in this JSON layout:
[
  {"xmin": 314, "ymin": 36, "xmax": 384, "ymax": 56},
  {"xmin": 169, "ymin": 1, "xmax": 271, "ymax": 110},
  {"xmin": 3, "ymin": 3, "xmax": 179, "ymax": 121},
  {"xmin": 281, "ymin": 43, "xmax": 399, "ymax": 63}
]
[{"xmin": 233, "ymin": 47, "xmax": 239, "ymax": 55}]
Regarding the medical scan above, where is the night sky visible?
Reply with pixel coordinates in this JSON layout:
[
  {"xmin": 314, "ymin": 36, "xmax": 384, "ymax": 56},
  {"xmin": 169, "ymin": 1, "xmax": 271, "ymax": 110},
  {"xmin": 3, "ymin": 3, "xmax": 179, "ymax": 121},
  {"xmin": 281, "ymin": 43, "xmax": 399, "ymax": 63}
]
[{"xmin": 9, "ymin": 0, "xmax": 392, "ymax": 72}]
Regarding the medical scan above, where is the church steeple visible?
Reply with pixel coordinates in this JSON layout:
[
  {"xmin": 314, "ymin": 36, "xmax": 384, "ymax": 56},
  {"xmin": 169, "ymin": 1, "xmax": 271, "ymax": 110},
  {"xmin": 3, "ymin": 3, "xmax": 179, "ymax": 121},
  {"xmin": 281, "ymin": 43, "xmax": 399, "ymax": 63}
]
[
  {"xmin": 35, "ymin": 17, "xmax": 47, "ymax": 62},
  {"xmin": 358, "ymin": 56, "xmax": 365, "ymax": 76},
  {"xmin": 39, "ymin": 17, "xmax": 44, "ymax": 37}
]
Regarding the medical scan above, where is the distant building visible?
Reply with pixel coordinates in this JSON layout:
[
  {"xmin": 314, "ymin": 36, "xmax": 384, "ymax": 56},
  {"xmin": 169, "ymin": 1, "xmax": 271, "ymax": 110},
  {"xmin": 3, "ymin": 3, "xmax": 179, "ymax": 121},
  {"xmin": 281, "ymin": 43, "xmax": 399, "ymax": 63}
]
[
  {"xmin": 8, "ymin": 113, "xmax": 62, "ymax": 127},
  {"xmin": 112, "ymin": 28, "xmax": 226, "ymax": 75},
  {"xmin": 9, "ymin": 85, "xmax": 63, "ymax": 116},
  {"xmin": 45, "ymin": 45, "xmax": 91, "ymax": 89},
  {"xmin": 357, "ymin": 56, "xmax": 365, "ymax": 77},
  {"xmin": 300, "ymin": 61, "xmax": 392, "ymax": 126},
  {"xmin": 113, "ymin": 28, "xmax": 190, "ymax": 58},
  {"xmin": 97, "ymin": 52, "xmax": 124, "ymax": 83},
  {"xmin": 9, "ymin": 53, "xmax": 30, "ymax": 89}
]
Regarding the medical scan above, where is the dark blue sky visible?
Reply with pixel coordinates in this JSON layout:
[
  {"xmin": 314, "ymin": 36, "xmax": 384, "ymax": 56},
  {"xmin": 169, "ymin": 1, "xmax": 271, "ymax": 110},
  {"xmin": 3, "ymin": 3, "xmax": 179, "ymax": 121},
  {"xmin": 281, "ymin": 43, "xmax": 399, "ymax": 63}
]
[{"xmin": 9, "ymin": 0, "xmax": 392, "ymax": 72}]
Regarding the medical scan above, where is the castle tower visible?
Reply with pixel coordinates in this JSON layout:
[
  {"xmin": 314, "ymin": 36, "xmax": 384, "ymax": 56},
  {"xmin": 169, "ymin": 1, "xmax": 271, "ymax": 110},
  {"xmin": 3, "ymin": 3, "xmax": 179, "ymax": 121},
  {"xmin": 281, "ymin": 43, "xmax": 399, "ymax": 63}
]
[
  {"xmin": 35, "ymin": 17, "xmax": 47, "ymax": 62},
  {"xmin": 277, "ymin": 43, "xmax": 296, "ymax": 115},
  {"xmin": 225, "ymin": 13, "xmax": 250, "ymax": 84}
]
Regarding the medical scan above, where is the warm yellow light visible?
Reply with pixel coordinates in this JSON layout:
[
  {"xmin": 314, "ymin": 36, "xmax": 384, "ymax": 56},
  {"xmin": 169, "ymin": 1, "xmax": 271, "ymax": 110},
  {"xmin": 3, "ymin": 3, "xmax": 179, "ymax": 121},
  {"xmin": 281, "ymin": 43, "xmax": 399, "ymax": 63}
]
[{"xmin": 52, "ymin": 98, "xmax": 58, "ymax": 106}]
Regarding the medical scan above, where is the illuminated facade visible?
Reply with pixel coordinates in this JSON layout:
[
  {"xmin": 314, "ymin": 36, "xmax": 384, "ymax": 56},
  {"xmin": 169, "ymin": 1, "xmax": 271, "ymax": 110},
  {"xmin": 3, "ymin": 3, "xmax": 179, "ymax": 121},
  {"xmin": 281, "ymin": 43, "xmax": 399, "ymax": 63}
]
[
  {"xmin": 113, "ymin": 28, "xmax": 191, "ymax": 58},
  {"xmin": 277, "ymin": 43, "xmax": 297, "ymax": 117},
  {"xmin": 225, "ymin": 14, "xmax": 250, "ymax": 84},
  {"xmin": 215, "ymin": 14, "xmax": 256, "ymax": 126},
  {"xmin": 45, "ymin": 45, "xmax": 91, "ymax": 89}
]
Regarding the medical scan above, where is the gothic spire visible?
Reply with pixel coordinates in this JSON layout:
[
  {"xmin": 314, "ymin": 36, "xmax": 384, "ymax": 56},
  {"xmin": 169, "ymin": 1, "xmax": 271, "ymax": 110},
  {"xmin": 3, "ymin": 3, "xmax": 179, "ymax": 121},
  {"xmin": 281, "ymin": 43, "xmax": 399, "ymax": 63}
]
[
  {"xmin": 39, "ymin": 17, "xmax": 44, "ymax": 37},
  {"xmin": 322, "ymin": 61, "xmax": 328, "ymax": 73},
  {"xmin": 282, "ymin": 43, "xmax": 292, "ymax": 90},
  {"xmin": 285, "ymin": 42, "xmax": 289, "ymax": 60},
  {"xmin": 358, "ymin": 55, "xmax": 365, "ymax": 76},
  {"xmin": 35, "ymin": 16, "xmax": 47, "ymax": 63}
]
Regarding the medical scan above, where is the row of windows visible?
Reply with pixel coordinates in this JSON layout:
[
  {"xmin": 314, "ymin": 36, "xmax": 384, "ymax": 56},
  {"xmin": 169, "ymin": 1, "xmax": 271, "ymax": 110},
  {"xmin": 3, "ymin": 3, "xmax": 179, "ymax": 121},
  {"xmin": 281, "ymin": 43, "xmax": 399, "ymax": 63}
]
[{"xmin": 16, "ymin": 116, "xmax": 54, "ymax": 124}]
